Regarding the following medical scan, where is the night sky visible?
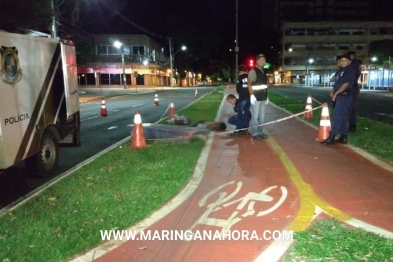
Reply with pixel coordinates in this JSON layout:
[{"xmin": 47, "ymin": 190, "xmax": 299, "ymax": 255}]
[
  {"xmin": 65, "ymin": 0, "xmax": 391, "ymax": 70},
  {"xmin": 71, "ymin": 0, "xmax": 270, "ymax": 65}
]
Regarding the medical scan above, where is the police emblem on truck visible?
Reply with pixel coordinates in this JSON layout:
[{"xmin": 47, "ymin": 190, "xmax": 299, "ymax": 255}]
[{"xmin": 1, "ymin": 46, "xmax": 22, "ymax": 86}]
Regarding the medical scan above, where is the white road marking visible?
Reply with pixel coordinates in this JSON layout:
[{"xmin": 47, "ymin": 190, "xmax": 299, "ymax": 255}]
[
  {"xmin": 253, "ymin": 238, "xmax": 294, "ymax": 262},
  {"xmin": 132, "ymin": 103, "xmax": 144, "ymax": 107},
  {"xmin": 107, "ymin": 126, "xmax": 118, "ymax": 130},
  {"xmin": 81, "ymin": 115, "xmax": 99, "ymax": 121},
  {"xmin": 81, "ymin": 110, "xmax": 121, "ymax": 122}
]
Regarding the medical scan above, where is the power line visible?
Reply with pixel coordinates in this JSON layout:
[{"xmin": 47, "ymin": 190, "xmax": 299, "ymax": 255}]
[{"xmin": 98, "ymin": 2, "xmax": 169, "ymax": 40}]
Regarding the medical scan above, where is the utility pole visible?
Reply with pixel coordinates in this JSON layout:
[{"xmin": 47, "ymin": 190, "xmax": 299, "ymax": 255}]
[
  {"xmin": 121, "ymin": 49, "xmax": 127, "ymax": 89},
  {"xmin": 235, "ymin": 0, "xmax": 239, "ymax": 79},
  {"xmin": 50, "ymin": 0, "xmax": 57, "ymax": 38},
  {"xmin": 169, "ymin": 37, "xmax": 173, "ymax": 87}
]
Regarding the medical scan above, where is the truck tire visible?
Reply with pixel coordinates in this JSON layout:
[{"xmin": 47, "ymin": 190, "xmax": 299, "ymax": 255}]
[{"xmin": 25, "ymin": 130, "xmax": 59, "ymax": 178}]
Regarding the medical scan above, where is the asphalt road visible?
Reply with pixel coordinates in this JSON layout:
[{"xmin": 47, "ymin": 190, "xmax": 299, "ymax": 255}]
[
  {"xmin": 0, "ymin": 87, "xmax": 215, "ymax": 210},
  {"xmin": 270, "ymin": 85, "xmax": 393, "ymax": 125}
]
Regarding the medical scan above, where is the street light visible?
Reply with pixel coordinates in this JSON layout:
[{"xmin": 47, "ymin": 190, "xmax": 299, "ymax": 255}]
[
  {"xmin": 168, "ymin": 38, "xmax": 186, "ymax": 87},
  {"xmin": 371, "ymin": 56, "xmax": 378, "ymax": 62},
  {"xmin": 114, "ymin": 40, "xmax": 127, "ymax": 89}
]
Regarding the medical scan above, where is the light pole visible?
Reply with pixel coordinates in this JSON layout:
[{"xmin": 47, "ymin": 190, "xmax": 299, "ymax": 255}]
[
  {"xmin": 169, "ymin": 39, "xmax": 186, "ymax": 88},
  {"xmin": 50, "ymin": 0, "xmax": 57, "ymax": 38},
  {"xmin": 235, "ymin": 0, "xmax": 239, "ymax": 79},
  {"xmin": 306, "ymin": 58, "xmax": 314, "ymax": 85},
  {"xmin": 114, "ymin": 41, "xmax": 127, "ymax": 89}
]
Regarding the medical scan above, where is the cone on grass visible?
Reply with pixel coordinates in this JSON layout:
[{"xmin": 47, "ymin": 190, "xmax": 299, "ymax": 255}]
[
  {"xmin": 154, "ymin": 94, "xmax": 159, "ymax": 106},
  {"xmin": 303, "ymin": 95, "xmax": 313, "ymax": 119},
  {"xmin": 131, "ymin": 110, "xmax": 146, "ymax": 149},
  {"xmin": 168, "ymin": 101, "xmax": 176, "ymax": 119},
  {"xmin": 316, "ymin": 103, "xmax": 331, "ymax": 142},
  {"xmin": 195, "ymin": 90, "xmax": 198, "ymax": 97},
  {"xmin": 100, "ymin": 99, "xmax": 108, "ymax": 117}
]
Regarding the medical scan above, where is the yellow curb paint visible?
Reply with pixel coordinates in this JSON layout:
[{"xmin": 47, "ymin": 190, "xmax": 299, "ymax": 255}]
[{"xmin": 266, "ymin": 136, "xmax": 352, "ymax": 232}]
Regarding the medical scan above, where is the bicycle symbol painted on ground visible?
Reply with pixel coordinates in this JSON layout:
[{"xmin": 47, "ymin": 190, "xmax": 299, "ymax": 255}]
[{"xmin": 188, "ymin": 181, "xmax": 288, "ymax": 235}]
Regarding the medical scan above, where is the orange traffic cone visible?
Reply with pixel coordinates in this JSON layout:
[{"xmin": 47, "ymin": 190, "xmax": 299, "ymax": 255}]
[
  {"xmin": 303, "ymin": 95, "xmax": 313, "ymax": 119},
  {"xmin": 131, "ymin": 110, "xmax": 146, "ymax": 149},
  {"xmin": 195, "ymin": 90, "xmax": 198, "ymax": 97},
  {"xmin": 100, "ymin": 99, "xmax": 108, "ymax": 117},
  {"xmin": 168, "ymin": 101, "xmax": 176, "ymax": 119},
  {"xmin": 316, "ymin": 103, "xmax": 331, "ymax": 142},
  {"xmin": 154, "ymin": 94, "xmax": 159, "ymax": 106}
]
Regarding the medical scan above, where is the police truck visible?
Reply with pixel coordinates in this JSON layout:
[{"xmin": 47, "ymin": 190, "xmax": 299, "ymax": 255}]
[{"xmin": 0, "ymin": 31, "xmax": 81, "ymax": 178}]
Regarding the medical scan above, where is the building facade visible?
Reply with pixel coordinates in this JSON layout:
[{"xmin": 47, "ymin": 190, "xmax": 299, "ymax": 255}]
[
  {"xmin": 263, "ymin": 0, "xmax": 372, "ymax": 29},
  {"xmin": 262, "ymin": 0, "xmax": 393, "ymax": 88},
  {"xmin": 77, "ymin": 34, "xmax": 171, "ymax": 88},
  {"xmin": 279, "ymin": 21, "xmax": 393, "ymax": 86}
]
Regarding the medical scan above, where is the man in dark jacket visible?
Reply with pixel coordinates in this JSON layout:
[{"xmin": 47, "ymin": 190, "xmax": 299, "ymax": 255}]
[
  {"xmin": 248, "ymin": 54, "xmax": 269, "ymax": 140},
  {"xmin": 229, "ymin": 65, "xmax": 251, "ymax": 136},
  {"xmin": 346, "ymin": 51, "xmax": 361, "ymax": 132},
  {"xmin": 321, "ymin": 53, "xmax": 355, "ymax": 145}
]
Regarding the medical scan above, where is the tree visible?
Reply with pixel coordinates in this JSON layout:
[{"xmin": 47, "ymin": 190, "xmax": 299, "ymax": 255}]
[
  {"xmin": 0, "ymin": 0, "xmax": 51, "ymax": 33},
  {"xmin": 368, "ymin": 39, "xmax": 393, "ymax": 67}
]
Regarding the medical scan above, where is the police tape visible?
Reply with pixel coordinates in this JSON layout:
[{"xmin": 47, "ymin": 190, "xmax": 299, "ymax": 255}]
[
  {"xmin": 157, "ymin": 103, "xmax": 171, "ymax": 121},
  {"xmin": 219, "ymin": 104, "xmax": 324, "ymax": 135},
  {"xmin": 311, "ymin": 97, "xmax": 323, "ymax": 105}
]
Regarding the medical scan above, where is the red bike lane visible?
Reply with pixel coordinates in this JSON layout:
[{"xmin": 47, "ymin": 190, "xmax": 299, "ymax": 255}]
[
  {"xmin": 69, "ymin": 89, "xmax": 393, "ymax": 262},
  {"xmin": 89, "ymin": 102, "xmax": 300, "ymax": 262},
  {"xmin": 266, "ymin": 105, "xmax": 393, "ymax": 233}
]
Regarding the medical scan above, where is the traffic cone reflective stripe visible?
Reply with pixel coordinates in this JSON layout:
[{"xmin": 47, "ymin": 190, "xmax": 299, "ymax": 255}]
[
  {"xmin": 154, "ymin": 94, "xmax": 159, "ymax": 106},
  {"xmin": 316, "ymin": 103, "xmax": 331, "ymax": 142},
  {"xmin": 100, "ymin": 99, "xmax": 108, "ymax": 117},
  {"xmin": 168, "ymin": 101, "xmax": 176, "ymax": 119},
  {"xmin": 131, "ymin": 110, "xmax": 146, "ymax": 148},
  {"xmin": 304, "ymin": 95, "xmax": 313, "ymax": 119},
  {"xmin": 195, "ymin": 90, "xmax": 198, "ymax": 97}
]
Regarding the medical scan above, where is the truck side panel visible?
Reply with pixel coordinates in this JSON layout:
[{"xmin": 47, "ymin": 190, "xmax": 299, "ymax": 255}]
[{"xmin": 0, "ymin": 32, "xmax": 78, "ymax": 170}]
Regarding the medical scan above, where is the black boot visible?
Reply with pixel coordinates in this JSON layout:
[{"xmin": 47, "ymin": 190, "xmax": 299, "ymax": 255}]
[
  {"xmin": 320, "ymin": 135, "xmax": 335, "ymax": 145},
  {"xmin": 348, "ymin": 123, "xmax": 357, "ymax": 132},
  {"xmin": 336, "ymin": 134, "xmax": 348, "ymax": 144}
]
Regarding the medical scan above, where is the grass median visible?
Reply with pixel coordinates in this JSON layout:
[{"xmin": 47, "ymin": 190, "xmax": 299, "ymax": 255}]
[
  {"xmin": 0, "ymin": 87, "xmax": 225, "ymax": 262},
  {"xmin": 283, "ymin": 218, "xmax": 393, "ymax": 262},
  {"xmin": 269, "ymin": 91, "xmax": 393, "ymax": 163}
]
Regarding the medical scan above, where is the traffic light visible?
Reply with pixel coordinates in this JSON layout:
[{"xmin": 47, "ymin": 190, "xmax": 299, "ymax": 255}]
[{"xmin": 248, "ymin": 59, "xmax": 254, "ymax": 68}]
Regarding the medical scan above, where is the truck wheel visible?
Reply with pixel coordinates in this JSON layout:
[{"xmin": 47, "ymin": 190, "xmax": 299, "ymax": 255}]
[{"xmin": 26, "ymin": 130, "xmax": 59, "ymax": 178}]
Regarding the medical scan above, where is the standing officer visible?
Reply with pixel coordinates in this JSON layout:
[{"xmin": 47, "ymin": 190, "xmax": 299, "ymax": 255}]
[
  {"xmin": 236, "ymin": 65, "xmax": 251, "ymax": 135},
  {"xmin": 229, "ymin": 65, "xmax": 251, "ymax": 136},
  {"xmin": 321, "ymin": 54, "xmax": 355, "ymax": 145},
  {"xmin": 248, "ymin": 54, "xmax": 269, "ymax": 140},
  {"xmin": 346, "ymin": 51, "xmax": 361, "ymax": 132}
]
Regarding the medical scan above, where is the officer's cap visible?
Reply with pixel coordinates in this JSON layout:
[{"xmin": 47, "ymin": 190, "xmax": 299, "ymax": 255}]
[
  {"xmin": 256, "ymin": 53, "xmax": 265, "ymax": 60},
  {"xmin": 341, "ymin": 53, "xmax": 351, "ymax": 61}
]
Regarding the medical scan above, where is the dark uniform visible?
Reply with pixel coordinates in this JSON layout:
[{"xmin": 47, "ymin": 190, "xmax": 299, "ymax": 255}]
[
  {"xmin": 329, "ymin": 66, "xmax": 355, "ymax": 138},
  {"xmin": 235, "ymin": 73, "xmax": 251, "ymax": 130},
  {"xmin": 347, "ymin": 57, "xmax": 361, "ymax": 131},
  {"xmin": 227, "ymin": 99, "xmax": 239, "ymax": 126}
]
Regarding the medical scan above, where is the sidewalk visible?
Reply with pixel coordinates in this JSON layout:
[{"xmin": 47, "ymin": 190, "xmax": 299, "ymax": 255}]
[
  {"xmin": 78, "ymin": 86, "xmax": 162, "ymax": 103},
  {"xmin": 78, "ymin": 86, "xmax": 212, "ymax": 103},
  {"xmin": 70, "ymin": 86, "xmax": 393, "ymax": 262},
  {"xmin": 281, "ymin": 83, "xmax": 393, "ymax": 96}
]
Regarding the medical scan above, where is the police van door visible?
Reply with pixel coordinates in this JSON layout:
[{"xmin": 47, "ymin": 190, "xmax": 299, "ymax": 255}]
[{"xmin": 61, "ymin": 43, "xmax": 79, "ymax": 117}]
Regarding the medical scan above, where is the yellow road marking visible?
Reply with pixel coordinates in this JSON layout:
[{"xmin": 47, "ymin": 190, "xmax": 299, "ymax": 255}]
[{"xmin": 266, "ymin": 136, "xmax": 352, "ymax": 232}]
